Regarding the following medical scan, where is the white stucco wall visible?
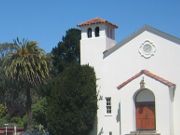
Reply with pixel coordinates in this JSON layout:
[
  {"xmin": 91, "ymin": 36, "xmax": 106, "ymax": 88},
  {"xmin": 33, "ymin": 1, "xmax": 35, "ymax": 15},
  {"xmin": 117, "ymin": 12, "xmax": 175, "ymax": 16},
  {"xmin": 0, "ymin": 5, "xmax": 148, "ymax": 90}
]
[
  {"xmin": 116, "ymin": 76, "xmax": 172, "ymax": 135},
  {"xmin": 102, "ymin": 31, "xmax": 180, "ymax": 135},
  {"xmin": 80, "ymin": 25, "xmax": 180, "ymax": 135}
]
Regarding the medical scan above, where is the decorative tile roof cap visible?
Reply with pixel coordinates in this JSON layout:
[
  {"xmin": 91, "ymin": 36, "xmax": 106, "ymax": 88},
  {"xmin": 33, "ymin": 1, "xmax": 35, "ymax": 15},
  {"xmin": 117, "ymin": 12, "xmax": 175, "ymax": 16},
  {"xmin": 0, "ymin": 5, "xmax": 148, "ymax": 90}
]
[
  {"xmin": 117, "ymin": 69, "xmax": 176, "ymax": 89},
  {"xmin": 78, "ymin": 17, "xmax": 118, "ymax": 28}
]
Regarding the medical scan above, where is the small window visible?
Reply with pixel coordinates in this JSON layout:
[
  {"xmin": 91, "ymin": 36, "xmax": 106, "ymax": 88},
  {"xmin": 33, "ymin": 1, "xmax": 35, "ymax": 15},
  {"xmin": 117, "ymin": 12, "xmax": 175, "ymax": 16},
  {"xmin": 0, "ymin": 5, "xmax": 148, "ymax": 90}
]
[
  {"xmin": 95, "ymin": 27, "xmax": 100, "ymax": 37},
  {"xmin": 87, "ymin": 28, "xmax": 92, "ymax": 38},
  {"xmin": 106, "ymin": 97, "xmax": 111, "ymax": 114},
  {"xmin": 109, "ymin": 131, "xmax": 112, "ymax": 135}
]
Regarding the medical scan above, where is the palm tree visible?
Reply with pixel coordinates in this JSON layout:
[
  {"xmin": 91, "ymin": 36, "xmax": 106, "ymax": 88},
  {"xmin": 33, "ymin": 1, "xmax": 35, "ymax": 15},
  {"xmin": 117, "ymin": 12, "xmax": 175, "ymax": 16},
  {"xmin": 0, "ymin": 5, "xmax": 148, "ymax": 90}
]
[{"xmin": 0, "ymin": 39, "xmax": 49, "ymax": 129}]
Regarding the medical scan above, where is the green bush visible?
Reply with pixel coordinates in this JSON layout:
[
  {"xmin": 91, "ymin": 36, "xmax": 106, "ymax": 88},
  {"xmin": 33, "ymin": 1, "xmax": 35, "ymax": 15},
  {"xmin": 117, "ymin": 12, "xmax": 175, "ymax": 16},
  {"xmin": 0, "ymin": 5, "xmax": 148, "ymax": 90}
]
[
  {"xmin": 10, "ymin": 116, "xmax": 25, "ymax": 127},
  {"xmin": 46, "ymin": 65, "xmax": 97, "ymax": 135}
]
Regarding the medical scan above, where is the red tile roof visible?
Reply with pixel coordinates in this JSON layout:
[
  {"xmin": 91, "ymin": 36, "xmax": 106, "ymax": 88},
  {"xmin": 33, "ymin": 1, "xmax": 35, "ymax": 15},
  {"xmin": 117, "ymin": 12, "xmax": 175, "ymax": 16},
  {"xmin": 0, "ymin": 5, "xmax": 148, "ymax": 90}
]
[
  {"xmin": 78, "ymin": 17, "xmax": 118, "ymax": 28},
  {"xmin": 117, "ymin": 70, "xmax": 176, "ymax": 89}
]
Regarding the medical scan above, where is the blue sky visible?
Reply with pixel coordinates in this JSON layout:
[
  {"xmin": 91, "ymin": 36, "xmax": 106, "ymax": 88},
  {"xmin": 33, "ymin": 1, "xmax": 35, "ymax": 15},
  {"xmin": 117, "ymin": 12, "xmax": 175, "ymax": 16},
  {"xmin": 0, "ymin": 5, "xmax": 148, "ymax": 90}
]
[{"xmin": 0, "ymin": 0, "xmax": 179, "ymax": 52}]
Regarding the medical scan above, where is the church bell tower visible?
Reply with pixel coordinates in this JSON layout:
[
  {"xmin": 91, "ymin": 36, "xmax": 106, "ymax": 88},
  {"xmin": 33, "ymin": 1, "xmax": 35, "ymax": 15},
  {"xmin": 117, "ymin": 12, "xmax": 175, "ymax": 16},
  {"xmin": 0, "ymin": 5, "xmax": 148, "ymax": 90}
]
[
  {"xmin": 78, "ymin": 17, "xmax": 118, "ymax": 71},
  {"xmin": 78, "ymin": 18, "xmax": 118, "ymax": 135}
]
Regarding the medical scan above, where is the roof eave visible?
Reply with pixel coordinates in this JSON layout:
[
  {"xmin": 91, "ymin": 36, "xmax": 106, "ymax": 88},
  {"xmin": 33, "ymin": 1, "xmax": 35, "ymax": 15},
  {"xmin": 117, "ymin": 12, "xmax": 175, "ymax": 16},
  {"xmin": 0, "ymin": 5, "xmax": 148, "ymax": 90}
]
[
  {"xmin": 117, "ymin": 69, "xmax": 176, "ymax": 90},
  {"xmin": 104, "ymin": 25, "xmax": 180, "ymax": 58}
]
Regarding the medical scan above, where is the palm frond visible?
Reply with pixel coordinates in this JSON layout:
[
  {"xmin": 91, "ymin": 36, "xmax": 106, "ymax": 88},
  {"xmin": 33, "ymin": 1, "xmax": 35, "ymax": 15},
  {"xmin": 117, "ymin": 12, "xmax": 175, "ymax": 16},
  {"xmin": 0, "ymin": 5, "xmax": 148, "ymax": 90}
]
[{"xmin": 1, "ymin": 39, "xmax": 49, "ymax": 86}]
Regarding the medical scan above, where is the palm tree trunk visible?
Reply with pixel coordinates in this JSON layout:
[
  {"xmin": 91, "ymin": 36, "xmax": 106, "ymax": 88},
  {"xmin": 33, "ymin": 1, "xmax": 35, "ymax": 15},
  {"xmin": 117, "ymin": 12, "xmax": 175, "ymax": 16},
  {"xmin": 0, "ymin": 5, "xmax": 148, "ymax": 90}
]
[{"xmin": 26, "ymin": 87, "xmax": 32, "ymax": 129}]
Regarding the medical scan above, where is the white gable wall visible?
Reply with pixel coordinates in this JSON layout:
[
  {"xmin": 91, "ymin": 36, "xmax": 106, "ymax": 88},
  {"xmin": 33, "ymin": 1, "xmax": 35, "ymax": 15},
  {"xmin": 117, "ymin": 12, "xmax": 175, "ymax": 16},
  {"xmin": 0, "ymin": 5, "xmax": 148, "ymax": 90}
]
[
  {"xmin": 103, "ymin": 31, "xmax": 180, "ymax": 97},
  {"xmin": 102, "ymin": 31, "xmax": 180, "ymax": 135}
]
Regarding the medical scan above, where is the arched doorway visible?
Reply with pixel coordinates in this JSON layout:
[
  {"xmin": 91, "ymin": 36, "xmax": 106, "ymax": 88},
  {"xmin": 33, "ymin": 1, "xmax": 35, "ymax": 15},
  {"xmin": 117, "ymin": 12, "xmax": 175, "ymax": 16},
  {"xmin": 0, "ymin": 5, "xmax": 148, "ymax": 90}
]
[{"xmin": 134, "ymin": 89, "xmax": 155, "ymax": 130}]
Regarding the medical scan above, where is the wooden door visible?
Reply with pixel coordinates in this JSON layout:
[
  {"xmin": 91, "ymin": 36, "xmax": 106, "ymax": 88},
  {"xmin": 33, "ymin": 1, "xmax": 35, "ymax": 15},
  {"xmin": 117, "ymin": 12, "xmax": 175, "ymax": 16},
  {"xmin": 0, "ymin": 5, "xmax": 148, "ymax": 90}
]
[{"xmin": 136, "ymin": 103, "xmax": 155, "ymax": 130}]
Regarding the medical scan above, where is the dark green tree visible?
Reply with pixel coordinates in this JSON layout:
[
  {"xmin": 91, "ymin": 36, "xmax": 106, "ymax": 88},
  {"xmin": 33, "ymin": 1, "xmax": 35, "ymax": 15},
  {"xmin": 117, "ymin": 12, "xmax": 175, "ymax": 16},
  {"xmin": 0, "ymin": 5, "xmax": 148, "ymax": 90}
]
[
  {"xmin": 0, "ymin": 43, "xmax": 26, "ymax": 117},
  {"xmin": 0, "ymin": 39, "xmax": 50, "ymax": 129},
  {"xmin": 51, "ymin": 28, "xmax": 81, "ymax": 74},
  {"xmin": 46, "ymin": 65, "xmax": 97, "ymax": 135}
]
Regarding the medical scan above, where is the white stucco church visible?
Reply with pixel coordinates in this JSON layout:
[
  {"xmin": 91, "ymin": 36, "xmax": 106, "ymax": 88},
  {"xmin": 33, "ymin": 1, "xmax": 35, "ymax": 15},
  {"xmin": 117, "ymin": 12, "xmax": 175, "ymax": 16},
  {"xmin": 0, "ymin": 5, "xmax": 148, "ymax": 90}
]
[{"xmin": 78, "ymin": 18, "xmax": 180, "ymax": 135}]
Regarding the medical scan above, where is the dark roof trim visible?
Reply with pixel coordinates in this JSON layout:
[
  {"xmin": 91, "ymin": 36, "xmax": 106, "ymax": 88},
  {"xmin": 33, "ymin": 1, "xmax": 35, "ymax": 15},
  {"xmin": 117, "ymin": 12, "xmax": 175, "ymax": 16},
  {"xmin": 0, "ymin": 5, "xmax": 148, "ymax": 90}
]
[
  {"xmin": 104, "ymin": 25, "xmax": 180, "ymax": 58},
  {"xmin": 117, "ymin": 69, "xmax": 176, "ymax": 90}
]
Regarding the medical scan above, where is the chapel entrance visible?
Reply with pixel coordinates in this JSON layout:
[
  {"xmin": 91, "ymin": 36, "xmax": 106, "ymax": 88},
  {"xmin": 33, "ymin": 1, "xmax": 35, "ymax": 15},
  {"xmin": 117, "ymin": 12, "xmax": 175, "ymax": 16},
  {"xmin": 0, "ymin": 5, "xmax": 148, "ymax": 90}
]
[{"xmin": 135, "ymin": 89, "xmax": 155, "ymax": 130}]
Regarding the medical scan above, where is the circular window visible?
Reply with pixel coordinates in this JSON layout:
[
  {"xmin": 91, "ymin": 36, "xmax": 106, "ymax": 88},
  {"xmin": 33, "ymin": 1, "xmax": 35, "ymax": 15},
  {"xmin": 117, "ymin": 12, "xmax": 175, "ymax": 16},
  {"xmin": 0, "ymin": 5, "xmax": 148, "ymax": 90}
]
[
  {"xmin": 139, "ymin": 40, "xmax": 156, "ymax": 59},
  {"xmin": 143, "ymin": 44, "xmax": 152, "ymax": 53}
]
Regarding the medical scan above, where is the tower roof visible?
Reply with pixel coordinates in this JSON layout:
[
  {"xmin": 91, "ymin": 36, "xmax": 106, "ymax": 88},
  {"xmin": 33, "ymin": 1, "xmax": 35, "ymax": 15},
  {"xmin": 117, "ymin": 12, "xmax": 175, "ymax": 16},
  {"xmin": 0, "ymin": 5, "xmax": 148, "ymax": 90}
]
[{"xmin": 78, "ymin": 17, "xmax": 118, "ymax": 28}]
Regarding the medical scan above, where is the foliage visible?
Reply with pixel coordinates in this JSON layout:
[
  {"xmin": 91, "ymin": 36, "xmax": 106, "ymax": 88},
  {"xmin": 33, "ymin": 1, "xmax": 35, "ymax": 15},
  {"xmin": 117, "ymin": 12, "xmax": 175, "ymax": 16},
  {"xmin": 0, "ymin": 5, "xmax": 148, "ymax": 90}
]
[
  {"xmin": 0, "ymin": 58, "xmax": 26, "ymax": 116},
  {"xmin": 0, "ymin": 115, "xmax": 27, "ymax": 127},
  {"xmin": 51, "ymin": 28, "xmax": 81, "ymax": 74},
  {"xmin": 0, "ymin": 38, "xmax": 50, "ymax": 128},
  {"xmin": 0, "ymin": 27, "xmax": 96, "ymax": 135},
  {"xmin": 0, "ymin": 70, "xmax": 26, "ymax": 117},
  {"xmin": 10, "ymin": 115, "xmax": 27, "ymax": 127},
  {"xmin": 46, "ymin": 64, "xmax": 97, "ymax": 135},
  {"xmin": 1, "ymin": 39, "xmax": 49, "ymax": 85},
  {"xmin": 0, "ymin": 103, "xmax": 26, "ymax": 127},
  {"xmin": 0, "ymin": 104, "xmax": 7, "ymax": 117},
  {"xmin": 0, "ymin": 116, "xmax": 8, "ymax": 127},
  {"xmin": 32, "ymin": 98, "xmax": 47, "ymax": 128}
]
